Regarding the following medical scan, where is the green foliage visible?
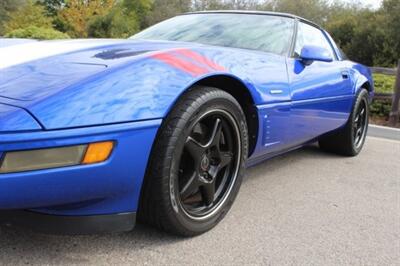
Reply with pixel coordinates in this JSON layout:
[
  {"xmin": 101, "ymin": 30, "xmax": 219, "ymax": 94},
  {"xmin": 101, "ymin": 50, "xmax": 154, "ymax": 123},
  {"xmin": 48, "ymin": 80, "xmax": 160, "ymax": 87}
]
[
  {"xmin": 57, "ymin": 0, "xmax": 115, "ymax": 38},
  {"xmin": 266, "ymin": 0, "xmax": 330, "ymax": 25},
  {"xmin": 373, "ymin": 74, "xmax": 396, "ymax": 94},
  {"xmin": 343, "ymin": 12, "xmax": 387, "ymax": 67},
  {"xmin": 381, "ymin": 0, "xmax": 400, "ymax": 66},
  {"xmin": 121, "ymin": 0, "xmax": 152, "ymax": 28},
  {"xmin": 370, "ymin": 100, "xmax": 392, "ymax": 118},
  {"xmin": 370, "ymin": 73, "xmax": 396, "ymax": 118},
  {"xmin": 191, "ymin": 0, "xmax": 261, "ymax": 11},
  {"xmin": 40, "ymin": 0, "xmax": 65, "ymax": 16},
  {"xmin": 145, "ymin": 0, "xmax": 192, "ymax": 26},
  {"xmin": 88, "ymin": 4, "xmax": 140, "ymax": 38},
  {"xmin": 324, "ymin": 1, "xmax": 399, "ymax": 67},
  {"xmin": 4, "ymin": 0, "xmax": 52, "ymax": 33},
  {"xmin": 5, "ymin": 25, "xmax": 70, "ymax": 39},
  {"xmin": 0, "ymin": 0, "xmax": 26, "ymax": 35}
]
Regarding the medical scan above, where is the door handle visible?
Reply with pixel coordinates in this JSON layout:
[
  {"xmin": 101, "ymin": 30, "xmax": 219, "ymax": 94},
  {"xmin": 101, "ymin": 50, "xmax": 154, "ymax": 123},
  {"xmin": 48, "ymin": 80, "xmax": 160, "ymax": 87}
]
[
  {"xmin": 341, "ymin": 71, "xmax": 349, "ymax": 79},
  {"xmin": 269, "ymin": 89, "xmax": 283, "ymax": 95}
]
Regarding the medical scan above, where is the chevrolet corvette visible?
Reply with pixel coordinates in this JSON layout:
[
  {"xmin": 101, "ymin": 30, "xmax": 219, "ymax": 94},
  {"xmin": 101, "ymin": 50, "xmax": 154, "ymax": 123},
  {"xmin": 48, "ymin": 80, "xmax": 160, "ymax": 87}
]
[{"xmin": 0, "ymin": 11, "xmax": 373, "ymax": 236}]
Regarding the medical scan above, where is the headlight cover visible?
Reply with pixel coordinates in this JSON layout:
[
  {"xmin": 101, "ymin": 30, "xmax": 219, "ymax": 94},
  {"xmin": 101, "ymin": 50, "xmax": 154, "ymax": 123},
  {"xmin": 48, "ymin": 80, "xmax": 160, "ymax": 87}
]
[{"xmin": 0, "ymin": 141, "xmax": 114, "ymax": 174}]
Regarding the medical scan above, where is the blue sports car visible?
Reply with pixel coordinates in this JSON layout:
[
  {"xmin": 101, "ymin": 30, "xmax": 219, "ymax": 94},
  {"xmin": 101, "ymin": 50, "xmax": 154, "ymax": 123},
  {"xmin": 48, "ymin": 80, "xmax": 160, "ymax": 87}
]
[{"xmin": 0, "ymin": 11, "xmax": 373, "ymax": 236}]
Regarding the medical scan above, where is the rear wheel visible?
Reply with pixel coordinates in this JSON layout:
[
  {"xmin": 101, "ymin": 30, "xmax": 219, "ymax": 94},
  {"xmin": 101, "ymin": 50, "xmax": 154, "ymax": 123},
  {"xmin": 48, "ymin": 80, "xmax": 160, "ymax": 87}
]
[
  {"xmin": 319, "ymin": 89, "xmax": 369, "ymax": 156},
  {"xmin": 139, "ymin": 86, "xmax": 248, "ymax": 236}
]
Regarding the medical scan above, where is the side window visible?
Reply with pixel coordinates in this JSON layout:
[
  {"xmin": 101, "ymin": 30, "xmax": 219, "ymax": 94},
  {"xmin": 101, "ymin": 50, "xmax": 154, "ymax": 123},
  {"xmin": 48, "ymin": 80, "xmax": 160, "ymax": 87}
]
[{"xmin": 294, "ymin": 22, "xmax": 336, "ymax": 59}]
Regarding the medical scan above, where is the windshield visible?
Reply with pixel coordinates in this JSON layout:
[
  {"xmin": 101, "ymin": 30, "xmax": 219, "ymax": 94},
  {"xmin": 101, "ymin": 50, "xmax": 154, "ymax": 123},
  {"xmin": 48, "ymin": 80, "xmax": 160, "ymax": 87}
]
[{"xmin": 131, "ymin": 13, "xmax": 295, "ymax": 56}]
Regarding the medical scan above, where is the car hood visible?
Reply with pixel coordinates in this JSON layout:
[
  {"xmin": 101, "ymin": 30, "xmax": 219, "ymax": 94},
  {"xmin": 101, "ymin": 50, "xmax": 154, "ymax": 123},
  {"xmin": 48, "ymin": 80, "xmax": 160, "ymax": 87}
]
[
  {"xmin": 0, "ymin": 103, "xmax": 42, "ymax": 132},
  {"xmin": 0, "ymin": 39, "xmax": 195, "ymax": 101},
  {"xmin": 0, "ymin": 38, "xmax": 235, "ymax": 130}
]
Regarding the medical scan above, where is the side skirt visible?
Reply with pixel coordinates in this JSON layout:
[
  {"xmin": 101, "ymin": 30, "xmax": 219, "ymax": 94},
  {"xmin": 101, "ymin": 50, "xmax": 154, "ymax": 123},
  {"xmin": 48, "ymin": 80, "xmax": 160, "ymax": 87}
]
[
  {"xmin": 0, "ymin": 210, "xmax": 136, "ymax": 235},
  {"xmin": 246, "ymin": 140, "xmax": 317, "ymax": 168}
]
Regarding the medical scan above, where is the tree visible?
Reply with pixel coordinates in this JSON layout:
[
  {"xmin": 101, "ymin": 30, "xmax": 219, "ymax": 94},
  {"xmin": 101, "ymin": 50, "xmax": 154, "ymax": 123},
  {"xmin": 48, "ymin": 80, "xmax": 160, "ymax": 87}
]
[
  {"xmin": 145, "ymin": 0, "xmax": 192, "ymax": 26},
  {"xmin": 192, "ymin": 0, "xmax": 229, "ymax": 10},
  {"xmin": 4, "ymin": 0, "xmax": 53, "ymax": 33},
  {"xmin": 87, "ymin": 0, "xmax": 153, "ymax": 38},
  {"xmin": 0, "ymin": 0, "xmax": 26, "ymax": 34},
  {"xmin": 39, "ymin": 0, "xmax": 65, "ymax": 16},
  {"xmin": 261, "ymin": 0, "xmax": 330, "ymax": 25},
  {"xmin": 88, "ymin": 3, "xmax": 140, "ymax": 38},
  {"xmin": 121, "ymin": 0, "xmax": 152, "ymax": 28},
  {"xmin": 58, "ymin": 0, "xmax": 115, "ymax": 38},
  {"xmin": 222, "ymin": 0, "xmax": 261, "ymax": 9},
  {"xmin": 381, "ymin": 0, "xmax": 400, "ymax": 66},
  {"xmin": 0, "ymin": 0, "xmax": 25, "ymax": 27}
]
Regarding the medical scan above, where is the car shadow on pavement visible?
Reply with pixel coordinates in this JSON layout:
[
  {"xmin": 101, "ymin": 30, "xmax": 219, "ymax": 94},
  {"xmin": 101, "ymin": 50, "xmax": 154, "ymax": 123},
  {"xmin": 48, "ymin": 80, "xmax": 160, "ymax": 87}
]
[{"xmin": 0, "ymin": 143, "xmax": 341, "ymax": 262}]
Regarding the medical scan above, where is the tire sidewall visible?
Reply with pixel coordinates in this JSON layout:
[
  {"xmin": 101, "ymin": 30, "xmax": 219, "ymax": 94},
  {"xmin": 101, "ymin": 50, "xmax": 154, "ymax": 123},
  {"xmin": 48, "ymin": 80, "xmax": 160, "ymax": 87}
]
[
  {"xmin": 167, "ymin": 90, "xmax": 248, "ymax": 234},
  {"xmin": 349, "ymin": 89, "xmax": 370, "ymax": 155}
]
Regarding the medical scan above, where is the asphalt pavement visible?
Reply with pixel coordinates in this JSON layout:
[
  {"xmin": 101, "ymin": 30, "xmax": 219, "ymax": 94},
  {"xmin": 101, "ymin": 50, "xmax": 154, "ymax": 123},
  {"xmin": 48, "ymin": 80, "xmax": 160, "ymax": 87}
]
[{"xmin": 0, "ymin": 136, "xmax": 399, "ymax": 265}]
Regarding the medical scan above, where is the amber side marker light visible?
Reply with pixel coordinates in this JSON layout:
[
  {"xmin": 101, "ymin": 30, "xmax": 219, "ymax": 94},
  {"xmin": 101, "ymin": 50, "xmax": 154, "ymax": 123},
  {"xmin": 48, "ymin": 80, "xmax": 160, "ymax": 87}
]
[
  {"xmin": 0, "ymin": 141, "xmax": 115, "ymax": 174},
  {"xmin": 82, "ymin": 141, "xmax": 114, "ymax": 164}
]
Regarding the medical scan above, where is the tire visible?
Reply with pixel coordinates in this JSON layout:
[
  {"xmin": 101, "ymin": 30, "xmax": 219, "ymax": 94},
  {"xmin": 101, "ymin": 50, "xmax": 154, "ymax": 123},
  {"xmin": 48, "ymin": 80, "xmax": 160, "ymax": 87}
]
[
  {"xmin": 319, "ymin": 89, "xmax": 369, "ymax": 156},
  {"xmin": 139, "ymin": 86, "xmax": 248, "ymax": 236}
]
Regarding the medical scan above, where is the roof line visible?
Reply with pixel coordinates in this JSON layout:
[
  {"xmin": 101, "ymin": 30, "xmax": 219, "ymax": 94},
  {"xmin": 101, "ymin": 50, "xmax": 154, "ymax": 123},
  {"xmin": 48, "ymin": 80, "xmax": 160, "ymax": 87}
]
[{"xmin": 183, "ymin": 10, "xmax": 322, "ymax": 29}]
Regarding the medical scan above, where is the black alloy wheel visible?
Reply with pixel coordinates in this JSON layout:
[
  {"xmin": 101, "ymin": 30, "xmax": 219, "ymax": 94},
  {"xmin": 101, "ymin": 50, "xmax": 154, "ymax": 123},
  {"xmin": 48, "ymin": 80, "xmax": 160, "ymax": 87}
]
[
  {"xmin": 319, "ymin": 88, "xmax": 370, "ymax": 156},
  {"xmin": 353, "ymin": 98, "xmax": 368, "ymax": 149},
  {"xmin": 176, "ymin": 110, "xmax": 240, "ymax": 220},
  {"xmin": 139, "ymin": 87, "xmax": 248, "ymax": 236}
]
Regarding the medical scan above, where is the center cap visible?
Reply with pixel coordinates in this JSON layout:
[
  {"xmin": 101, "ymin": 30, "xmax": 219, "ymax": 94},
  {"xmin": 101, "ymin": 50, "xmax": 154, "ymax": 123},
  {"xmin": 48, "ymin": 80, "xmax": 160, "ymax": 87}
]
[{"xmin": 200, "ymin": 155, "xmax": 210, "ymax": 171}]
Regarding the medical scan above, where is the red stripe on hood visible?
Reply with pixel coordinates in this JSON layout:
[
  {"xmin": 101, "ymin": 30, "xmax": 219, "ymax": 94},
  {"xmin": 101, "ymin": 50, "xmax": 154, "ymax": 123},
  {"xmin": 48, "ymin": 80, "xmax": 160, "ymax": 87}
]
[
  {"xmin": 175, "ymin": 49, "xmax": 226, "ymax": 71},
  {"xmin": 151, "ymin": 53, "xmax": 209, "ymax": 76}
]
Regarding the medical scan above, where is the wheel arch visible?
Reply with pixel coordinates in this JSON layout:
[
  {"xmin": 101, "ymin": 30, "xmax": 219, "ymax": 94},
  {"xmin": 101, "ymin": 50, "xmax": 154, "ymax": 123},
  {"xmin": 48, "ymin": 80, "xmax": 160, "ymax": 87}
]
[
  {"xmin": 350, "ymin": 64, "xmax": 374, "ymax": 101},
  {"xmin": 361, "ymin": 81, "xmax": 372, "ymax": 92},
  {"xmin": 359, "ymin": 81, "xmax": 374, "ymax": 104},
  {"xmin": 190, "ymin": 75, "xmax": 259, "ymax": 157}
]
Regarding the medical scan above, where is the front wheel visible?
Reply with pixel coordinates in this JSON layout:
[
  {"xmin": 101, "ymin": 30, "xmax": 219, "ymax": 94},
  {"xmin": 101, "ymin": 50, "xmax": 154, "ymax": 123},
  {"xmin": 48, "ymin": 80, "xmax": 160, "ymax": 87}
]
[
  {"xmin": 139, "ymin": 87, "xmax": 248, "ymax": 236},
  {"xmin": 319, "ymin": 89, "xmax": 369, "ymax": 156}
]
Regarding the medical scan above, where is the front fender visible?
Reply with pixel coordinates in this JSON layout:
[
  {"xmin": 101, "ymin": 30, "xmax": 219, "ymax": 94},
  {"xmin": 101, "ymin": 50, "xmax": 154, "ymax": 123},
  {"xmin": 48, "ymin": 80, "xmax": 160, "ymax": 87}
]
[
  {"xmin": 25, "ymin": 49, "xmax": 256, "ymax": 130},
  {"xmin": 23, "ymin": 55, "xmax": 210, "ymax": 129}
]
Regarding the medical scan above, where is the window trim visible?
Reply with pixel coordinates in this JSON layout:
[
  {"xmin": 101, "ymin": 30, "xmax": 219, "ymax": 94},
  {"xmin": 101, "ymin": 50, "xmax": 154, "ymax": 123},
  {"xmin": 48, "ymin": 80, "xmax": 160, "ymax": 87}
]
[
  {"xmin": 290, "ymin": 19, "xmax": 339, "ymax": 61},
  {"xmin": 323, "ymin": 30, "xmax": 343, "ymax": 61},
  {"xmin": 288, "ymin": 18, "xmax": 298, "ymax": 58}
]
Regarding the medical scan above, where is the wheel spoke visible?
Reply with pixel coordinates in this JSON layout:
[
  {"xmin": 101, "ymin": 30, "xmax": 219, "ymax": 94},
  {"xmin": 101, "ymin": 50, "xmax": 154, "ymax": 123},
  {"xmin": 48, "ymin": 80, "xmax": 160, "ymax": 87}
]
[
  {"xmin": 201, "ymin": 182, "xmax": 215, "ymax": 206},
  {"xmin": 180, "ymin": 173, "xmax": 200, "ymax": 200},
  {"xmin": 219, "ymin": 152, "xmax": 233, "ymax": 168},
  {"xmin": 185, "ymin": 137, "xmax": 205, "ymax": 161},
  {"xmin": 207, "ymin": 152, "xmax": 233, "ymax": 179},
  {"xmin": 359, "ymin": 107, "xmax": 365, "ymax": 117},
  {"xmin": 353, "ymin": 102, "xmax": 367, "ymax": 146},
  {"xmin": 208, "ymin": 165, "xmax": 219, "ymax": 179},
  {"xmin": 205, "ymin": 118, "xmax": 222, "ymax": 148},
  {"xmin": 357, "ymin": 127, "xmax": 363, "ymax": 137},
  {"xmin": 177, "ymin": 110, "xmax": 240, "ymax": 217}
]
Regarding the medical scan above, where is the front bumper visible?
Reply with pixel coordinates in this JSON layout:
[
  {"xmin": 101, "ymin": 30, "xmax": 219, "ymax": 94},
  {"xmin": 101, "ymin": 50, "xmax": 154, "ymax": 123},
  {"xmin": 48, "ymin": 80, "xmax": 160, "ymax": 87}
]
[{"xmin": 0, "ymin": 119, "xmax": 161, "ymax": 217}]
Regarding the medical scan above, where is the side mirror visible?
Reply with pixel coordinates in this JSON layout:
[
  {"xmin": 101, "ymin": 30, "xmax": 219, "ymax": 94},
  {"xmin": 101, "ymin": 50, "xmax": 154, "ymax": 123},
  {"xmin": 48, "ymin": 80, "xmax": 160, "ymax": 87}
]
[{"xmin": 300, "ymin": 45, "xmax": 333, "ymax": 65}]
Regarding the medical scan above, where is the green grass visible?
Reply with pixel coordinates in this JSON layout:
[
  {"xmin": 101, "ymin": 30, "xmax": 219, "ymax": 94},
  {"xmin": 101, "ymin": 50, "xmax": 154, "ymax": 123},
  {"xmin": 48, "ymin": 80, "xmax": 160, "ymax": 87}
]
[{"xmin": 373, "ymin": 73, "xmax": 396, "ymax": 94}]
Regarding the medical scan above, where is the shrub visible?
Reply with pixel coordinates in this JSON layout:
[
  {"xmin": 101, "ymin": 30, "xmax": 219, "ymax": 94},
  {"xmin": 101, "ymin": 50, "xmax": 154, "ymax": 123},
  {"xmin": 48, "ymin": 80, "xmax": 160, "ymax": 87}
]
[
  {"xmin": 5, "ymin": 26, "xmax": 70, "ymax": 40},
  {"xmin": 370, "ymin": 100, "xmax": 392, "ymax": 118},
  {"xmin": 373, "ymin": 73, "xmax": 396, "ymax": 94},
  {"xmin": 4, "ymin": 0, "xmax": 52, "ymax": 33},
  {"xmin": 87, "ymin": 4, "xmax": 139, "ymax": 38},
  {"xmin": 57, "ymin": 0, "xmax": 115, "ymax": 38},
  {"xmin": 370, "ymin": 73, "xmax": 396, "ymax": 118}
]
